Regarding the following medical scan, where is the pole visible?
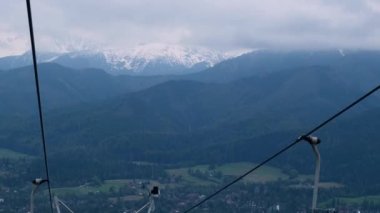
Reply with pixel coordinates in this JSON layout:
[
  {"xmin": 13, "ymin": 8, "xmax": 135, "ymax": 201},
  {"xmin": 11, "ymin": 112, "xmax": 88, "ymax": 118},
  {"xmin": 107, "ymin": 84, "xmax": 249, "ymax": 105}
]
[
  {"xmin": 54, "ymin": 196, "xmax": 61, "ymax": 213},
  {"xmin": 311, "ymin": 144, "xmax": 321, "ymax": 212},
  {"xmin": 30, "ymin": 185, "xmax": 40, "ymax": 213},
  {"xmin": 135, "ymin": 200, "xmax": 151, "ymax": 213},
  {"xmin": 147, "ymin": 197, "xmax": 155, "ymax": 213}
]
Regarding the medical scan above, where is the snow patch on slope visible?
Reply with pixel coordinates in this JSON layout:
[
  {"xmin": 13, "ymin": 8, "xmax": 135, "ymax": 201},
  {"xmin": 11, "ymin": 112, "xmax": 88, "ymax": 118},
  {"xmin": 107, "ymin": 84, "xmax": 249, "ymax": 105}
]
[
  {"xmin": 2, "ymin": 44, "xmax": 253, "ymax": 75},
  {"xmin": 102, "ymin": 43, "xmax": 252, "ymax": 73}
]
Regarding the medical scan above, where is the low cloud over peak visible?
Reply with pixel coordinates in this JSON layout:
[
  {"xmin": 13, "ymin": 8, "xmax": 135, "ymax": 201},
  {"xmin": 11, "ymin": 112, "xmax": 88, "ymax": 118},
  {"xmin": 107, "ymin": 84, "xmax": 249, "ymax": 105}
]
[{"xmin": 1, "ymin": 0, "xmax": 380, "ymax": 56}]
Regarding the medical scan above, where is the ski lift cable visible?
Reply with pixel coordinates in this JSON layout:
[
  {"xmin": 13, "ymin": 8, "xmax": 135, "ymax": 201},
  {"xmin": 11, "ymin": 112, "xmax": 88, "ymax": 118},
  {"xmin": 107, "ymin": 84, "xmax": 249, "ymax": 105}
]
[
  {"xmin": 54, "ymin": 196, "xmax": 74, "ymax": 213},
  {"xmin": 135, "ymin": 199, "xmax": 153, "ymax": 213},
  {"xmin": 26, "ymin": 0, "xmax": 54, "ymax": 212},
  {"xmin": 183, "ymin": 84, "xmax": 380, "ymax": 213}
]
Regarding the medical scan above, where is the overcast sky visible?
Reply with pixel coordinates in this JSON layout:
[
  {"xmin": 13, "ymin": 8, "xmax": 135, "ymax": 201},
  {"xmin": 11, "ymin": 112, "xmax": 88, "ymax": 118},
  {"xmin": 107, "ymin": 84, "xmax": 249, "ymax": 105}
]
[{"xmin": 1, "ymin": 0, "xmax": 380, "ymax": 56}]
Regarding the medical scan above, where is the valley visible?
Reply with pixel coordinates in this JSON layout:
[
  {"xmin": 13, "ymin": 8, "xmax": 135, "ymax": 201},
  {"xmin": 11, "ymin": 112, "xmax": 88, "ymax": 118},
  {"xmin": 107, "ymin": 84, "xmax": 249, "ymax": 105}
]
[{"xmin": 0, "ymin": 50, "xmax": 380, "ymax": 212}]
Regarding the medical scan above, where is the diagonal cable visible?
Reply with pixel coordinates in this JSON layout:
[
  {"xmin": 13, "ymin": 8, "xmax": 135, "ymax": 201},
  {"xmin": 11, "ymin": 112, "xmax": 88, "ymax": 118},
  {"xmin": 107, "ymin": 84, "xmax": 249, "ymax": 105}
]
[
  {"xmin": 184, "ymin": 84, "xmax": 380, "ymax": 213},
  {"xmin": 26, "ymin": 0, "xmax": 54, "ymax": 212}
]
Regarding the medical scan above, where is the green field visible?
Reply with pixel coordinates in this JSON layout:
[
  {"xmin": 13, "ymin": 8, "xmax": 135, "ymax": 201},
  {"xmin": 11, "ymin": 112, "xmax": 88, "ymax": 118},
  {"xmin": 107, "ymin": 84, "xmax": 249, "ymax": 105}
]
[
  {"xmin": 167, "ymin": 167, "xmax": 215, "ymax": 186},
  {"xmin": 0, "ymin": 148, "xmax": 32, "ymax": 159},
  {"xmin": 167, "ymin": 162, "xmax": 289, "ymax": 185},
  {"xmin": 337, "ymin": 195, "xmax": 380, "ymax": 205},
  {"xmin": 52, "ymin": 179, "xmax": 159, "ymax": 197},
  {"xmin": 320, "ymin": 195, "xmax": 380, "ymax": 208},
  {"xmin": 52, "ymin": 162, "xmax": 342, "ymax": 197},
  {"xmin": 53, "ymin": 180, "xmax": 125, "ymax": 195}
]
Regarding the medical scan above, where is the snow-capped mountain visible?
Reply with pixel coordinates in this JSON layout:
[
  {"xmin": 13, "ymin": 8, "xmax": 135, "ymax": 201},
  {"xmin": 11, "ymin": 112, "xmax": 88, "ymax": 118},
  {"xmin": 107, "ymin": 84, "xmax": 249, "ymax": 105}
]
[{"xmin": 0, "ymin": 44, "xmax": 251, "ymax": 75}]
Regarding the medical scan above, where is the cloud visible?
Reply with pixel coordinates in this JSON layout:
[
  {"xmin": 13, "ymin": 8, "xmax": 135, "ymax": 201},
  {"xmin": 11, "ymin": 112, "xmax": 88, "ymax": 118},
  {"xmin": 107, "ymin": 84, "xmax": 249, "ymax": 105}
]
[
  {"xmin": 0, "ymin": 0, "xmax": 380, "ymax": 56},
  {"xmin": 0, "ymin": 25, "xmax": 29, "ymax": 56}
]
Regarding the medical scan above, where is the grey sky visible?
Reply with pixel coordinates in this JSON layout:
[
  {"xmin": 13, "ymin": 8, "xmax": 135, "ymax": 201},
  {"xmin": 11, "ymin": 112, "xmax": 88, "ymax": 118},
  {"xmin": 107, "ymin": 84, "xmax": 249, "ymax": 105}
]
[{"xmin": 1, "ymin": 0, "xmax": 380, "ymax": 56}]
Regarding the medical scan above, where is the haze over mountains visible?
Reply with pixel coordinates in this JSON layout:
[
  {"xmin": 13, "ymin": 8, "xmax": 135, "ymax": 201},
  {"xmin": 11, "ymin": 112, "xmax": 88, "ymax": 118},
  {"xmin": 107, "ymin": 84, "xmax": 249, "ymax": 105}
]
[
  {"xmin": 1, "ymin": 49, "xmax": 379, "ymax": 113},
  {"xmin": 1, "ymin": 49, "xmax": 380, "ymax": 188}
]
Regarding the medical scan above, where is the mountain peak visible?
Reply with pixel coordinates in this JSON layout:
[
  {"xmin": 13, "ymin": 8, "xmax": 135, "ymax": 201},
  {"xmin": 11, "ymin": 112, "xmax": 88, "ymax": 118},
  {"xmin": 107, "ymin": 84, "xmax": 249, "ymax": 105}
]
[
  {"xmin": 102, "ymin": 43, "xmax": 251, "ymax": 74},
  {"xmin": 1, "ymin": 44, "xmax": 252, "ymax": 75}
]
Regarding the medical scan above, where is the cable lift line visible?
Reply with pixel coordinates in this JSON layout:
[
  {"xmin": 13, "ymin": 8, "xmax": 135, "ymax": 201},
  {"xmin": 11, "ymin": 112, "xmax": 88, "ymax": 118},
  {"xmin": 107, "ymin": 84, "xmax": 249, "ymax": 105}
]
[
  {"xmin": 54, "ymin": 196, "xmax": 74, "ymax": 213},
  {"xmin": 135, "ymin": 198, "xmax": 156, "ymax": 213},
  {"xmin": 26, "ymin": 0, "xmax": 54, "ymax": 212},
  {"xmin": 183, "ymin": 84, "xmax": 380, "ymax": 213}
]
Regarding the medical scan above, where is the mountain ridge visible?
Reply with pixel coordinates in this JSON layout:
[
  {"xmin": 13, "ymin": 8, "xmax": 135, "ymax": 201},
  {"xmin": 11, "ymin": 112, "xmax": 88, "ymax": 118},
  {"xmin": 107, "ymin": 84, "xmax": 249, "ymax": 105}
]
[{"xmin": 0, "ymin": 44, "xmax": 251, "ymax": 75}]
